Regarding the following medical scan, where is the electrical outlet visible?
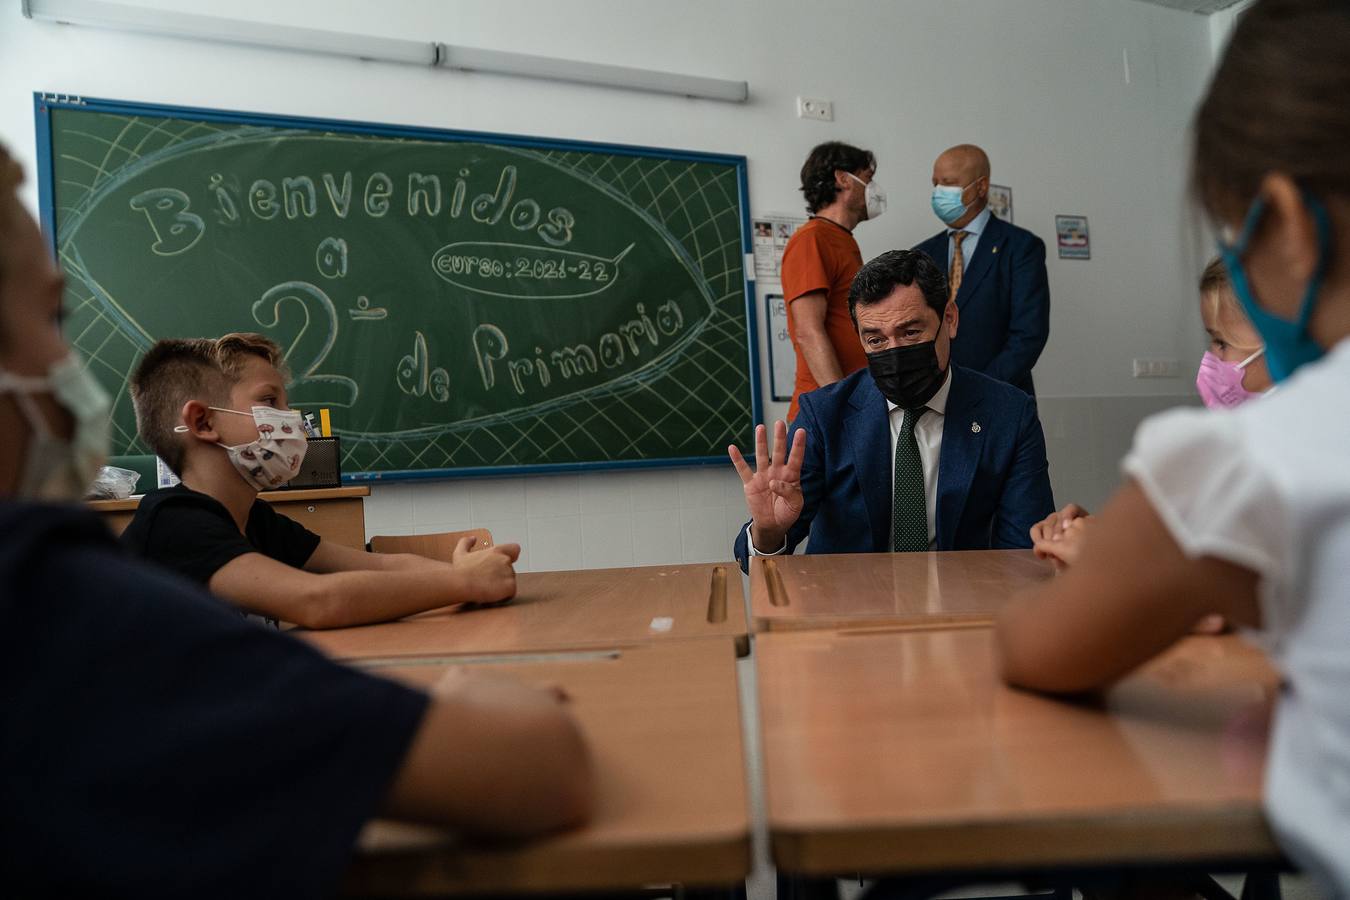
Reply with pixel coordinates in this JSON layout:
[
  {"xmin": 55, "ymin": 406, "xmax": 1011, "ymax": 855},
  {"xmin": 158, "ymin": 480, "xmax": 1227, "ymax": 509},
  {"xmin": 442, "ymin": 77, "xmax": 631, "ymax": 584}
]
[
  {"xmin": 1132, "ymin": 358, "xmax": 1181, "ymax": 378},
  {"xmin": 796, "ymin": 96, "xmax": 833, "ymax": 121}
]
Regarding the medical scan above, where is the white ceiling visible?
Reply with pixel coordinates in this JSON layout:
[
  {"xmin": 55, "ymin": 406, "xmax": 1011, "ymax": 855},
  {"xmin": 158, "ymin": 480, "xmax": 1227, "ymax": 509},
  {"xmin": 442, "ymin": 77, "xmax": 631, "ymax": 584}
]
[{"xmin": 1132, "ymin": 0, "xmax": 1246, "ymax": 13}]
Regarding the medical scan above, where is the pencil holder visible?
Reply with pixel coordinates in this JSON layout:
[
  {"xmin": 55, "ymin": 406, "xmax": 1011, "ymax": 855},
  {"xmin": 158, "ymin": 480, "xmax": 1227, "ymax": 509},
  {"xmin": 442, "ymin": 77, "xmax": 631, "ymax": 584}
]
[{"xmin": 282, "ymin": 436, "xmax": 342, "ymax": 490}]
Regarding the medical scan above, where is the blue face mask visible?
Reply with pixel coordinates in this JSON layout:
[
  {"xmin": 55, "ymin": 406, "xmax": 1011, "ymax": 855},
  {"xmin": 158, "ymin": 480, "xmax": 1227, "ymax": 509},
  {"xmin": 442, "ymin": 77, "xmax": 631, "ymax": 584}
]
[
  {"xmin": 1216, "ymin": 191, "xmax": 1332, "ymax": 383},
  {"xmin": 931, "ymin": 182, "xmax": 975, "ymax": 226}
]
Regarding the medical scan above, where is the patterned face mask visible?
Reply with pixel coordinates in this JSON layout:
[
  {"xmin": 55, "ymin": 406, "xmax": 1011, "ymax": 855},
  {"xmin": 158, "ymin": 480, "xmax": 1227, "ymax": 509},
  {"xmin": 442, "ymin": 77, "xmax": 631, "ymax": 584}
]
[{"xmin": 178, "ymin": 406, "xmax": 307, "ymax": 490}]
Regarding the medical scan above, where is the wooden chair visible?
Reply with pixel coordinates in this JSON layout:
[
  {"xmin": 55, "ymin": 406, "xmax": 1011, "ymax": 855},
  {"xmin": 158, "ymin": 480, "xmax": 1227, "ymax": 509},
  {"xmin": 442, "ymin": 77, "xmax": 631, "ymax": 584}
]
[{"xmin": 368, "ymin": 529, "xmax": 495, "ymax": 562}]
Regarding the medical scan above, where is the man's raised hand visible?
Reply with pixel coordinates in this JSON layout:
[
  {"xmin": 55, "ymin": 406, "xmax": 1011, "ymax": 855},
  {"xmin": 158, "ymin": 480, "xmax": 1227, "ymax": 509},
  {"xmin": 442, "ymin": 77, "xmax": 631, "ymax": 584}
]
[{"xmin": 728, "ymin": 420, "xmax": 807, "ymax": 552}]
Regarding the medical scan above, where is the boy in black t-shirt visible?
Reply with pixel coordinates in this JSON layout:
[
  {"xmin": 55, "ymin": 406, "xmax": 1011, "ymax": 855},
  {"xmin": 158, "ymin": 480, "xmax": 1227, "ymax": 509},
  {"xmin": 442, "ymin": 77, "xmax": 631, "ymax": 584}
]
[
  {"xmin": 0, "ymin": 144, "xmax": 590, "ymax": 896},
  {"xmin": 121, "ymin": 332, "xmax": 522, "ymax": 628}
]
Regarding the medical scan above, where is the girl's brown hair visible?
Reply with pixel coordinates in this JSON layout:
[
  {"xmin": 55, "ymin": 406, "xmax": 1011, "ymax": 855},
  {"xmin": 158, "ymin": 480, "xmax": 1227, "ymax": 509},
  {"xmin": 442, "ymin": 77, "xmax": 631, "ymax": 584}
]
[{"xmin": 1192, "ymin": 0, "xmax": 1350, "ymax": 222}]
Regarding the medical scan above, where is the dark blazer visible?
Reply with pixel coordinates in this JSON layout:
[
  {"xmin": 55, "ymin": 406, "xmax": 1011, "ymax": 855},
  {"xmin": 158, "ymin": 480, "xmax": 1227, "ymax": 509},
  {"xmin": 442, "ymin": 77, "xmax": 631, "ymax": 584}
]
[
  {"xmin": 915, "ymin": 214, "xmax": 1050, "ymax": 395},
  {"xmin": 733, "ymin": 366, "xmax": 1054, "ymax": 572}
]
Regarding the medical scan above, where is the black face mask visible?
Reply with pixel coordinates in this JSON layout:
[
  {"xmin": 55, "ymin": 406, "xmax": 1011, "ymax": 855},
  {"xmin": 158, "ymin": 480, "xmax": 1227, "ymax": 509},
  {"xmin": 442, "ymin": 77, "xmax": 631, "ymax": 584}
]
[{"xmin": 866, "ymin": 327, "xmax": 947, "ymax": 410}]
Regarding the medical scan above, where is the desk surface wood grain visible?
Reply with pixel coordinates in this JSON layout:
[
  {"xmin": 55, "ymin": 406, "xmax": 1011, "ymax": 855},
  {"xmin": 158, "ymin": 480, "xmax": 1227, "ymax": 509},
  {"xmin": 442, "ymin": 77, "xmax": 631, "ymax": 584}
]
[
  {"xmin": 345, "ymin": 639, "xmax": 750, "ymax": 895},
  {"xmin": 757, "ymin": 628, "xmax": 1281, "ymax": 876},
  {"xmin": 303, "ymin": 562, "xmax": 749, "ymax": 659},
  {"xmin": 751, "ymin": 550, "xmax": 1055, "ymax": 633}
]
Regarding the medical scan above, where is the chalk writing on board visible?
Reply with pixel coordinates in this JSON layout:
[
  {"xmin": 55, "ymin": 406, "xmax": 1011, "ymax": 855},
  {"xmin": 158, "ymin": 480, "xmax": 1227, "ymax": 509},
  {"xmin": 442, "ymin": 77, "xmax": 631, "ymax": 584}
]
[
  {"xmin": 473, "ymin": 299, "xmax": 687, "ymax": 397},
  {"xmin": 251, "ymin": 280, "xmax": 359, "ymax": 408},
  {"xmin": 431, "ymin": 241, "xmax": 635, "ymax": 300},
  {"xmin": 210, "ymin": 162, "xmax": 576, "ymax": 246},
  {"xmin": 348, "ymin": 296, "xmax": 387, "ymax": 321},
  {"xmin": 207, "ymin": 173, "xmax": 241, "ymax": 225},
  {"xmin": 129, "ymin": 187, "xmax": 204, "ymax": 256},
  {"xmin": 315, "ymin": 236, "xmax": 349, "ymax": 279},
  {"xmin": 397, "ymin": 331, "xmax": 450, "ymax": 403},
  {"xmin": 48, "ymin": 106, "xmax": 753, "ymax": 472}
]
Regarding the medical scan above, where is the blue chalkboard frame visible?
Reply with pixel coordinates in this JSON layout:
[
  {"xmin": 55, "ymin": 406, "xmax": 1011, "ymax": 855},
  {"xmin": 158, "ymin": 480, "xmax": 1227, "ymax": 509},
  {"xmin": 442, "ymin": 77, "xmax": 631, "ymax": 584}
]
[{"xmin": 33, "ymin": 92, "xmax": 763, "ymax": 482}]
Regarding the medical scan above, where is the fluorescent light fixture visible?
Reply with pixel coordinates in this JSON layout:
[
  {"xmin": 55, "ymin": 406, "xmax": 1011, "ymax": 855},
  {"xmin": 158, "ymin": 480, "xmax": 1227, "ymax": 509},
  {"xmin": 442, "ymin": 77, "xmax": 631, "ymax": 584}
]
[
  {"xmin": 22, "ymin": 0, "xmax": 437, "ymax": 65},
  {"xmin": 21, "ymin": 0, "xmax": 749, "ymax": 103},
  {"xmin": 438, "ymin": 45, "xmax": 749, "ymax": 103}
]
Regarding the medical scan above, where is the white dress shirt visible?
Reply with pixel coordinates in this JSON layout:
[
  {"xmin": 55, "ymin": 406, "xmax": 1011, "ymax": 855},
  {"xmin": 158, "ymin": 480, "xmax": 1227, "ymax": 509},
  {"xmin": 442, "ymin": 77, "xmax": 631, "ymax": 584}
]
[
  {"xmin": 748, "ymin": 367, "xmax": 953, "ymax": 555},
  {"xmin": 946, "ymin": 205, "xmax": 992, "ymax": 272}
]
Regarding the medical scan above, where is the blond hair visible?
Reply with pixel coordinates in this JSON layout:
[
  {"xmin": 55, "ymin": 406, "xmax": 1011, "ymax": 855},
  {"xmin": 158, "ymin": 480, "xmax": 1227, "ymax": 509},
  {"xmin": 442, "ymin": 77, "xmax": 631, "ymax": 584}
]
[
  {"xmin": 1198, "ymin": 257, "xmax": 1261, "ymax": 353},
  {"xmin": 130, "ymin": 332, "xmax": 288, "ymax": 474}
]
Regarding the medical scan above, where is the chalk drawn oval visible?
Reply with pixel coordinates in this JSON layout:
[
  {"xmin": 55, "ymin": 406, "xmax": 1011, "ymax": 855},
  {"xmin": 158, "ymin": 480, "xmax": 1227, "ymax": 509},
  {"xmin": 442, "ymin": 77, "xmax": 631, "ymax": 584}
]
[
  {"xmin": 52, "ymin": 119, "xmax": 732, "ymax": 464},
  {"xmin": 432, "ymin": 241, "xmax": 634, "ymax": 300}
]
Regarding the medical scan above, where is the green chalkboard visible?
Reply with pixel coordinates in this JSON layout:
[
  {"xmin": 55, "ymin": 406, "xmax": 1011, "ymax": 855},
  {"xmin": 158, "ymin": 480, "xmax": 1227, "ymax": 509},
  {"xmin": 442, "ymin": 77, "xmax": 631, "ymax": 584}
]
[{"xmin": 36, "ymin": 95, "xmax": 760, "ymax": 481}]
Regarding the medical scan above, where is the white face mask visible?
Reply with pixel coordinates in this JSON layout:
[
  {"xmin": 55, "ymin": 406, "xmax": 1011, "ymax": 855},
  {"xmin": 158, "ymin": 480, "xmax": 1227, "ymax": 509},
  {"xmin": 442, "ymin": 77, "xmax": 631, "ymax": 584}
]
[
  {"xmin": 0, "ymin": 353, "xmax": 111, "ymax": 501},
  {"xmin": 177, "ymin": 405, "xmax": 307, "ymax": 491},
  {"xmin": 847, "ymin": 171, "xmax": 887, "ymax": 221}
]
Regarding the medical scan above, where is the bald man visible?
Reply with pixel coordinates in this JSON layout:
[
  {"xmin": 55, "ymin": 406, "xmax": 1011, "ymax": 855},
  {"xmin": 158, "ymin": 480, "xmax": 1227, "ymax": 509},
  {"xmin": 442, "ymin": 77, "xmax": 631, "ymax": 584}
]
[{"xmin": 914, "ymin": 145, "xmax": 1049, "ymax": 395}]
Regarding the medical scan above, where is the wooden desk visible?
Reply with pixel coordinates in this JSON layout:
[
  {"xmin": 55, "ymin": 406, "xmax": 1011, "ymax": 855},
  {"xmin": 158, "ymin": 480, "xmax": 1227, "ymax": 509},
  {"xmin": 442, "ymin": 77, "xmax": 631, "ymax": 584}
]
[
  {"xmin": 302, "ymin": 562, "xmax": 750, "ymax": 659},
  {"xmin": 758, "ymin": 628, "xmax": 1281, "ymax": 877},
  {"xmin": 88, "ymin": 486, "xmax": 370, "ymax": 549},
  {"xmin": 343, "ymin": 640, "xmax": 751, "ymax": 895},
  {"xmin": 750, "ymin": 550, "xmax": 1054, "ymax": 633}
]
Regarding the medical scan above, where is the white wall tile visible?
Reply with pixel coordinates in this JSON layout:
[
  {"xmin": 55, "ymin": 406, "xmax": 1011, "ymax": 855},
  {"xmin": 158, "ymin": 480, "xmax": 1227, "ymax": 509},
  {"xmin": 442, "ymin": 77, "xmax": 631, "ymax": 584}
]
[
  {"xmin": 413, "ymin": 521, "xmax": 470, "ymax": 536},
  {"xmin": 722, "ymin": 503, "xmax": 751, "ymax": 538},
  {"xmin": 680, "ymin": 506, "xmax": 734, "ymax": 564},
  {"xmin": 361, "ymin": 482, "xmax": 414, "ymax": 536},
  {"xmin": 630, "ymin": 472, "xmax": 681, "ymax": 512},
  {"xmin": 465, "ymin": 476, "xmax": 527, "ymax": 521},
  {"xmin": 411, "ymin": 481, "xmax": 473, "ymax": 527},
  {"xmin": 578, "ymin": 470, "xmax": 634, "ymax": 515},
  {"xmin": 526, "ymin": 514, "xmax": 584, "ymax": 572},
  {"xmin": 525, "ymin": 473, "xmax": 581, "ymax": 518},
  {"xmin": 581, "ymin": 512, "xmax": 636, "ymax": 569},
  {"xmin": 631, "ymin": 509, "xmax": 684, "ymax": 567},
  {"xmin": 678, "ymin": 466, "xmax": 741, "ymax": 510}
]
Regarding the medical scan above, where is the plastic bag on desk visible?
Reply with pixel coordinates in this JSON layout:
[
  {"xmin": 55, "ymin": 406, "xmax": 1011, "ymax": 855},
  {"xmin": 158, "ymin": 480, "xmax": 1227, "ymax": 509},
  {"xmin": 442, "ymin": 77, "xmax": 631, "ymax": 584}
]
[{"xmin": 85, "ymin": 465, "xmax": 141, "ymax": 500}]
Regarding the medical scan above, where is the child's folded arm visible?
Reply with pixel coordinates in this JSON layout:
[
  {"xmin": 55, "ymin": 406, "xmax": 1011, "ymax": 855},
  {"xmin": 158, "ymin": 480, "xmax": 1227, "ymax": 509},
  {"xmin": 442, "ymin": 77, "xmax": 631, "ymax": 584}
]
[{"xmin": 207, "ymin": 547, "xmax": 519, "ymax": 629}]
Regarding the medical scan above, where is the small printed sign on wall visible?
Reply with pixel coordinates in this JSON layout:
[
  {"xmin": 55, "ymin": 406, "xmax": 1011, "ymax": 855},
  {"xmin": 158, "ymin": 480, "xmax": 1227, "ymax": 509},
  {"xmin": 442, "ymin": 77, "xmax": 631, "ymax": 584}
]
[
  {"xmin": 988, "ymin": 184, "xmax": 1013, "ymax": 223},
  {"xmin": 1055, "ymin": 215, "xmax": 1090, "ymax": 260},
  {"xmin": 766, "ymin": 293, "xmax": 795, "ymax": 402}
]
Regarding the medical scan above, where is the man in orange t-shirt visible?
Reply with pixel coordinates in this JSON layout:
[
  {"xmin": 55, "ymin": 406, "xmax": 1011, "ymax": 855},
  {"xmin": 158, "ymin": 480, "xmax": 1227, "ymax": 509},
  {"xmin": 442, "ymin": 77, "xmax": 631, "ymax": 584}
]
[{"xmin": 782, "ymin": 141, "xmax": 886, "ymax": 420}]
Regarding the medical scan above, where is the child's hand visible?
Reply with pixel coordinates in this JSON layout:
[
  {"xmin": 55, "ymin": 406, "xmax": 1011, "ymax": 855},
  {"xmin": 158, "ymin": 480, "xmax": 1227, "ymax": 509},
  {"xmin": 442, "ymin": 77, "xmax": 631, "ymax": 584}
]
[
  {"xmin": 1033, "ymin": 515, "xmax": 1089, "ymax": 569},
  {"xmin": 1192, "ymin": 614, "xmax": 1230, "ymax": 635},
  {"xmin": 451, "ymin": 540, "xmax": 522, "ymax": 604},
  {"xmin": 1030, "ymin": 502, "xmax": 1091, "ymax": 547}
]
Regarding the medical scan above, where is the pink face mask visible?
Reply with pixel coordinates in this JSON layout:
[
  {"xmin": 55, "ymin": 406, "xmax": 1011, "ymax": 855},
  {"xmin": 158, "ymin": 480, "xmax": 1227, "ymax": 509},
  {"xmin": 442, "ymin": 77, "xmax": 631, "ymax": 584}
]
[{"xmin": 1195, "ymin": 348, "xmax": 1265, "ymax": 410}]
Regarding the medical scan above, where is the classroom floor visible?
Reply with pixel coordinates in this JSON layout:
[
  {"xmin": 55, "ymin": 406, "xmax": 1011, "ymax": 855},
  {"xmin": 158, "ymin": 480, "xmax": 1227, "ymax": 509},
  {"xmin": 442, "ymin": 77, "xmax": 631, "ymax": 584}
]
[{"xmin": 733, "ymin": 638, "xmax": 1328, "ymax": 900}]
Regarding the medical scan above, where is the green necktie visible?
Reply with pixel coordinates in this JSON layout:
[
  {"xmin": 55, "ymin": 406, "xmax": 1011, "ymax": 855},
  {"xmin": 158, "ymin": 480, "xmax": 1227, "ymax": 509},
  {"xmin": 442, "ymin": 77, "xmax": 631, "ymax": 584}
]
[{"xmin": 891, "ymin": 407, "xmax": 928, "ymax": 552}]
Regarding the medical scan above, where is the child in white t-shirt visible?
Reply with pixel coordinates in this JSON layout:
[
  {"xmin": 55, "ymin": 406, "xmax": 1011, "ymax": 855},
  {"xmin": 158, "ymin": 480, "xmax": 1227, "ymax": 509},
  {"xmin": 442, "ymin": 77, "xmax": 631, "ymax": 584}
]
[
  {"xmin": 997, "ymin": 1, "xmax": 1350, "ymax": 893},
  {"xmin": 1030, "ymin": 257, "xmax": 1272, "ymax": 574}
]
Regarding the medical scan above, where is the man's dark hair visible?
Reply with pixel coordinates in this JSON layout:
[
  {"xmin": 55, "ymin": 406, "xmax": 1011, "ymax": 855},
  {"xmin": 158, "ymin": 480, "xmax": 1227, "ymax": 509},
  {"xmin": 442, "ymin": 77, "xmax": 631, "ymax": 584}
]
[
  {"xmin": 848, "ymin": 250, "xmax": 948, "ymax": 325},
  {"xmin": 800, "ymin": 141, "xmax": 876, "ymax": 214}
]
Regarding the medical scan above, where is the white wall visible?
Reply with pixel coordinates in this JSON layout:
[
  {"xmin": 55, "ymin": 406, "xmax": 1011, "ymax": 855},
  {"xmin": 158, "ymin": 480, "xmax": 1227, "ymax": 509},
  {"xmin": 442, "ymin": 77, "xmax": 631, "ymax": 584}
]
[
  {"xmin": 1, "ymin": 0, "xmax": 1217, "ymax": 565},
  {"xmin": 1209, "ymin": 0, "xmax": 1254, "ymax": 59}
]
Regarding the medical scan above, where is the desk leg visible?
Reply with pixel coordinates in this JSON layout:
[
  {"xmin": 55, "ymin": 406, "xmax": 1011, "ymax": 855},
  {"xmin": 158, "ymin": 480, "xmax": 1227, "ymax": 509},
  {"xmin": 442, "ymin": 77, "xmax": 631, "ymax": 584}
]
[
  {"xmin": 1240, "ymin": 871, "xmax": 1281, "ymax": 900},
  {"xmin": 680, "ymin": 883, "xmax": 749, "ymax": 900},
  {"xmin": 775, "ymin": 874, "xmax": 839, "ymax": 900}
]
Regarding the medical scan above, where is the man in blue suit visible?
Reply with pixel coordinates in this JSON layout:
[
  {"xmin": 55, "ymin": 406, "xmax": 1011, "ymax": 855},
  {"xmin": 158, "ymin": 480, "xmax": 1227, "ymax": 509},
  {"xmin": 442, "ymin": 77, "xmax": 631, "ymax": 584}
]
[
  {"xmin": 730, "ymin": 249, "xmax": 1053, "ymax": 571},
  {"xmin": 915, "ymin": 144, "xmax": 1049, "ymax": 395}
]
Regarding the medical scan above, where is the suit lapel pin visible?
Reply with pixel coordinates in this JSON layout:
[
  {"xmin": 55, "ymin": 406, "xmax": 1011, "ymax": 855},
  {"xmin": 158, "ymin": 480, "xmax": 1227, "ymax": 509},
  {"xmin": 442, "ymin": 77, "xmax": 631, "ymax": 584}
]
[
  {"xmin": 971, "ymin": 421, "xmax": 982, "ymax": 434},
  {"xmin": 991, "ymin": 246, "xmax": 999, "ymax": 254}
]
